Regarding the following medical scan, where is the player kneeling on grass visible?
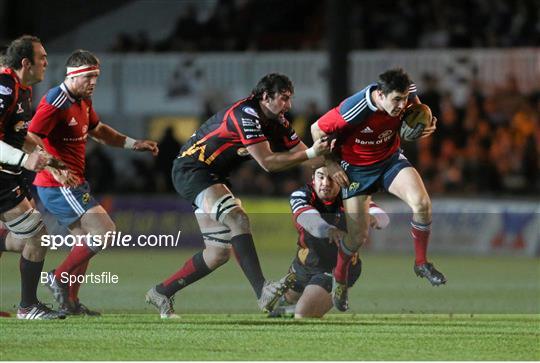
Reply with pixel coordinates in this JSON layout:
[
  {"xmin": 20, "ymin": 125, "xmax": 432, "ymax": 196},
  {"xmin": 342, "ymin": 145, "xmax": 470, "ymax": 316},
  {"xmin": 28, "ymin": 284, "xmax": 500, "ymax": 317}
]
[{"xmin": 269, "ymin": 166, "xmax": 389, "ymax": 318}]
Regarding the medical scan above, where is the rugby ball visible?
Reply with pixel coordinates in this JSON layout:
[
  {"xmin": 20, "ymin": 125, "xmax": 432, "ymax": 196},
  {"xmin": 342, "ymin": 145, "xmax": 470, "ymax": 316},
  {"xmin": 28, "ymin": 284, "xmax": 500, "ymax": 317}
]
[{"xmin": 400, "ymin": 103, "xmax": 432, "ymax": 141}]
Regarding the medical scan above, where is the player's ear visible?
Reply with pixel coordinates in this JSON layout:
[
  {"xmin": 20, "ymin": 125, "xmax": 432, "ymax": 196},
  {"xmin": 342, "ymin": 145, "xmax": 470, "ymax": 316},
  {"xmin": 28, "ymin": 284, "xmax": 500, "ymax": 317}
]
[
  {"xmin": 21, "ymin": 57, "xmax": 32, "ymax": 69},
  {"xmin": 262, "ymin": 91, "xmax": 269, "ymax": 101}
]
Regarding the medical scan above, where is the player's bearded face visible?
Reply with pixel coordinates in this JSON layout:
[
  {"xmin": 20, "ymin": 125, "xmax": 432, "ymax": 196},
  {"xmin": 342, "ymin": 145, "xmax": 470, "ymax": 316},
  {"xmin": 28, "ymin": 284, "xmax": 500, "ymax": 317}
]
[
  {"xmin": 261, "ymin": 91, "xmax": 292, "ymax": 121},
  {"xmin": 313, "ymin": 168, "xmax": 340, "ymax": 201},
  {"xmin": 72, "ymin": 71, "xmax": 100, "ymax": 98},
  {"xmin": 380, "ymin": 90, "xmax": 409, "ymax": 117}
]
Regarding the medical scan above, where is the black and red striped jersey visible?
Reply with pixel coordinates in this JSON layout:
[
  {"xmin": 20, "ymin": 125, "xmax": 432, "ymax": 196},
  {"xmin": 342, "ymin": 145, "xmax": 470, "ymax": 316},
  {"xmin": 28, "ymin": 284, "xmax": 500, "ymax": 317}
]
[
  {"xmin": 289, "ymin": 183, "xmax": 346, "ymax": 270},
  {"xmin": 0, "ymin": 68, "xmax": 33, "ymax": 174},
  {"xmin": 179, "ymin": 97, "xmax": 300, "ymax": 175}
]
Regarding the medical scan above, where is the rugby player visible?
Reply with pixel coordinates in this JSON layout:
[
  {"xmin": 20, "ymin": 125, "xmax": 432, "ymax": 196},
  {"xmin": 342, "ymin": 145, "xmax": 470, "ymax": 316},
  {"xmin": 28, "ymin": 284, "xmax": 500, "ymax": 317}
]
[
  {"xmin": 146, "ymin": 73, "xmax": 333, "ymax": 318},
  {"xmin": 311, "ymin": 68, "xmax": 446, "ymax": 311},
  {"xmin": 0, "ymin": 35, "xmax": 66, "ymax": 319},
  {"xmin": 29, "ymin": 49, "xmax": 158, "ymax": 316},
  {"xmin": 270, "ymin": 166, "xmax": 389, "ymax": 318}
]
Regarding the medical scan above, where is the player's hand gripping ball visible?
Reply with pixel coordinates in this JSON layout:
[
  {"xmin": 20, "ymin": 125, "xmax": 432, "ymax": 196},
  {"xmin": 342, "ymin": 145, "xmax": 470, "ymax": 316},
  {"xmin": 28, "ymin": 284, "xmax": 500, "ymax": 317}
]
[{"xmin": 400, "ymin": 103, "xmax": 432, "ymax": 141}]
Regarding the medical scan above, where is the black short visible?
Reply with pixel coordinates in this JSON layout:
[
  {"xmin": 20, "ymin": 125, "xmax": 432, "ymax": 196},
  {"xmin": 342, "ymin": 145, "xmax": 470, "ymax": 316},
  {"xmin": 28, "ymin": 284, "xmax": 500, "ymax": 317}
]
[
  {"xmin": 289, "ymin": 256, "xmax": 362, "ymax": 294},
  {"xmin": 172, "ymin": 157, "xmax": 230, "ymax": 205},
  {"xmin": 0, "ymin": 172, "xmax": 29, "ymax": 214}
]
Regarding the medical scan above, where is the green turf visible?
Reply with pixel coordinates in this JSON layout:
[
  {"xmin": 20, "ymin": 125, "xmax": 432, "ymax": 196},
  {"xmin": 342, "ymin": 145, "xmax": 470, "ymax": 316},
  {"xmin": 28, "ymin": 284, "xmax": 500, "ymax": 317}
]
[
  {"xmin": 1, "ymin": 196, "xmax": 540, "ymax": 360},
  {"xmin": 1, "ymin": 250, "xmax": 539, "ymax": 360},
  {"xmin": 1, "ymin": 314, "xmax": 538, "ymax": 360}
]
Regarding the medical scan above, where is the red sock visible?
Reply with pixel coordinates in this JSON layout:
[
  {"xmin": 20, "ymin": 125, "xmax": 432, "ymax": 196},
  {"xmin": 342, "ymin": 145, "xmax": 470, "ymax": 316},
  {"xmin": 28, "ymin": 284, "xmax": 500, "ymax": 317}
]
[
  {"xmin": 69, "ymin": 260, "xmax": 89, "ymax": 302},
  {"xmin": 162, "ymin": 258, "xmax": 197, "ymax": 288},
  {"xmin": 157, "ymin": 251, "xmax": 211, "ymax": 297},
  {"xmin": 411, "ymin": 221, "xmax": 431, "ymax": 265},
  {"xmin": 55, "ymin": 244, "xmax": 96, "ymax": 280},
  {"xmin": 334, "ymin": 244, "xmax": 353, "ymax": 284}
]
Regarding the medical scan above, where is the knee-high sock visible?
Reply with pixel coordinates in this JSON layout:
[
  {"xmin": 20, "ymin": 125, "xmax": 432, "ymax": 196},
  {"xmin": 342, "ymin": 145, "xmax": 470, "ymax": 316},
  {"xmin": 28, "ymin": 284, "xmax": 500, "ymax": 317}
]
[
  {"xmin": 55, "ymin": 243, "xmax": 96, "ymax": 280},
  {"xmin": 156, "ymin": 251, "xmax": 212, "ymax": 298},
  {"xmin": 68, "ymin": 260, "xmax": 89, "ymax": 302},
  {"xmin": 230, "ymin": 233, "xmax": 265, "ymax": 298},
  {"xmin": 334, "ymin": 239, "xmax": 355, "ymax": 284},
  {"xmin": 19, "ymin": 256, "xmax": 44, "ymax": 307},
  {"xmin": 411, "ymin": 221, "xmax": 431, "ymax": 265}
]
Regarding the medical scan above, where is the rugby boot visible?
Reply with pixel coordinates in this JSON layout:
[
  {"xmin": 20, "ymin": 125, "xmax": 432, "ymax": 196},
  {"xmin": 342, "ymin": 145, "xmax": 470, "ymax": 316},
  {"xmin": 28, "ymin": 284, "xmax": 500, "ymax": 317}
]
[
  {"xmin": 145, "ymin": 287, "xmax": 179, "ymax": 319},
  {"xmin": 257, "ymin": 272, "xmax": 296, "ymax": 313},
  {"xmin": 414, "ymin": 262, "xmax": 447, "ymax": 286},
  {"xmin": 17, "ymin": 302, "xmax": 66, "ymax": 320},
  {"xmin": 60, "ymin": 300, "xmax": 101, "ymax": 316},
  {"xmin": 332, "ymin": 278, "xmax": 349, "ymax": 312}
]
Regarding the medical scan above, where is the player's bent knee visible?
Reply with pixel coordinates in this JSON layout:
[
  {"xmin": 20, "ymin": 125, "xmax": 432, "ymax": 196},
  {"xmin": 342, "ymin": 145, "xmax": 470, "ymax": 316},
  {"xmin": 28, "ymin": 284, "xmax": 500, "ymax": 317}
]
[
  {"xmin": 225, "ymin": 208, "xmax": 251, "ymax": 233},
  {"xmin": 411, "ymin": 195, "xmax": 432, "ymax": 216},
  {"xmin": 22, "ymin": 242, "xmax": 47, "ymax": 261},
  {"xmin": 3, "ymin": 208, "xmax": 45, "ymax": 241}
]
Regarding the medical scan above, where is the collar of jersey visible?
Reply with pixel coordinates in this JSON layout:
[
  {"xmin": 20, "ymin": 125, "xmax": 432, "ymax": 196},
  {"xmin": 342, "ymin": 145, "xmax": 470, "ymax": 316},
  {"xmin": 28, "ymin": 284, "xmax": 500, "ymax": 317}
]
[
  {"xmin": 60, "ymin": 82, "xmax": 77, "ymax": 103},
  {"xmin": 3, "ymin": 68, "xmax": 31, "ymax": 91}
]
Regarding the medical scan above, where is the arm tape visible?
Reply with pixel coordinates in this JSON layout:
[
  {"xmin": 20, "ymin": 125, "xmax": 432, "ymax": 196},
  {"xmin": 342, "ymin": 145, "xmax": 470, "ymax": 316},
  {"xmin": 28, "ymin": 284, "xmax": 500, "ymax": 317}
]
[{"xmin": 0, "ymin": 141, "xmax": 28, "ymax": 166}]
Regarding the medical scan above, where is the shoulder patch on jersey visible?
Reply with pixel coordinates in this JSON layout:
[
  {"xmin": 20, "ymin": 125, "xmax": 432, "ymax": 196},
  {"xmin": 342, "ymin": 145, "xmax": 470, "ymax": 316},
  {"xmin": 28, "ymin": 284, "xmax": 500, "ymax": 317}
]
[
  {"xmin": 0, "ymin": 85, "xmax": 12, "ymax": 95},
  {"xmin": 45, "ymin": 87, "xmax": 69, "ymax": 109},
  {"xmin": 242, "ymin": 106, "xmax": 259, "ymax": 118},
  {"xmin": 290, "ymin": 132, "xmax": 298, "ymax": 140}
]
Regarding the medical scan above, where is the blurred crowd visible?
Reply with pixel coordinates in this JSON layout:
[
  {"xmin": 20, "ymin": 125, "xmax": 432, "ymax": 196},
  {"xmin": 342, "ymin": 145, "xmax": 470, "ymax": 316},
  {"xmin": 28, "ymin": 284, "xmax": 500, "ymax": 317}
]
[
  {"xmin": 86, "ymin": 73, "xmax": 539, "ymax": 197},
  {"xmin": 110, "ymin": 0, "xmax": 539, "ymax": 52}
]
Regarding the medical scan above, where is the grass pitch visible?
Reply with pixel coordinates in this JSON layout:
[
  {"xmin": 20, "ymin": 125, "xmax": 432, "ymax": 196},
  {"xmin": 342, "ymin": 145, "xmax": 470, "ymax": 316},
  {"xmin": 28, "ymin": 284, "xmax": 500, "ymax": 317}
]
[
  {"xmin": 1, "ymin": 192, "xmax": 540, "ymax": 362},
  {"xmin": 1, "ymin": 314, "xmax": 538, "ymax": 360},
  {"xmin": 1, "ymin": 249, "xmax": 538, "ymax": 360}
]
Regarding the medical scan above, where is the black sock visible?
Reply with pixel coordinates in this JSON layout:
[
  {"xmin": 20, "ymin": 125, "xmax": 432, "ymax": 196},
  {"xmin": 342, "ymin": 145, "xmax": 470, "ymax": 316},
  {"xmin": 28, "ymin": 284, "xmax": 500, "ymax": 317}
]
[
  {"xmin": 230, "ymin": 233, "xmax": 265, "ymax": 298},
  {"xmin": 19, "ymin": 256, "xmax": 44, "ymax": 308},
  {"xmin": 156, "ymin": 251, "xmax": 212, "ymax": 298},
  {"xmin": 0, "ymin": 228, "xmax": 8, "ymax": 251}
]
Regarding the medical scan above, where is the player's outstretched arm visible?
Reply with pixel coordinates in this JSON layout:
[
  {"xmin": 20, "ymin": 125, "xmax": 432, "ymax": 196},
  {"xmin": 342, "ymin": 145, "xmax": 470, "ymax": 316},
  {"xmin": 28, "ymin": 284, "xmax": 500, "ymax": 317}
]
[
  {"xmin": 247, "ymin": 138, "xmax": 332, "ymax": 172},
  {"xmin": 89, "ymin": 123, "xmax": 159, "ymax": 156}
]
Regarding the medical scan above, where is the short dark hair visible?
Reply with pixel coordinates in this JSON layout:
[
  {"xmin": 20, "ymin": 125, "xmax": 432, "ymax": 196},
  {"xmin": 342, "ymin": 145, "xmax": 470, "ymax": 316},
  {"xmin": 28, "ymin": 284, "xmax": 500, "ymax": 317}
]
[
  {"xmin": 377, "ymin": 68, "xmax": 412, "ymax": 95},
  {"xmin": 65, "ymin": 49, "xmax": 100, "ymax": 68},
  {"xmin": 251, "ymin": 73, "xmax": 294, "ymax": 101},
  {"xmin": 5, "ymin": 35, "xmax": 42, "ymax": 70}
]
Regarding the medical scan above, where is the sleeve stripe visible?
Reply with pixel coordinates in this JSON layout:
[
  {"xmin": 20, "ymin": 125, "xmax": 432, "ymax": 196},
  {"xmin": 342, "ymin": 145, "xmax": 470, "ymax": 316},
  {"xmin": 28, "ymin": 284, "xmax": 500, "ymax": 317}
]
[
  {"xmin": 291, "ymin": 204, "xmax": 307, "ymax": 213},
  {"xmin": 51, "ymin": 93, "xmax": 67, "ymax": 108},
  {"xmin": 292, "ymin": 206, "xmax": 316, "ymax": 219},
  {"xmin": 342, "ymin": 98, "xmax": 367, "ymax": 122},
  {"xmin": 408, "ymin": 84, "xmax": 417, "ymax": 92}
]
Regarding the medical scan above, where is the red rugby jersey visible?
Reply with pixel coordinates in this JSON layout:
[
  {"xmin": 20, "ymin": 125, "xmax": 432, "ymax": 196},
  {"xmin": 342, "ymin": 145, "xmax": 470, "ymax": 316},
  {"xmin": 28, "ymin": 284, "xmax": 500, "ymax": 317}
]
[
  {"xmin": 317, "ymin": 83, "xmax": 417, "ymax": 166},
  {"xmin": 29, "ymin": 83, "xmax": 100, "ymax": 187}
]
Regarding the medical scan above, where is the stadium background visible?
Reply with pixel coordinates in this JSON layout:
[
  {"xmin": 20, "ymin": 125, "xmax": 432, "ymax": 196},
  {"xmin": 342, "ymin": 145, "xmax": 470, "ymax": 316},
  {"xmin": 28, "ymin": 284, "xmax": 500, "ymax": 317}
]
[{"xmin": 0, "ymin": 0, "xmax": 538, "ymax": 360}]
